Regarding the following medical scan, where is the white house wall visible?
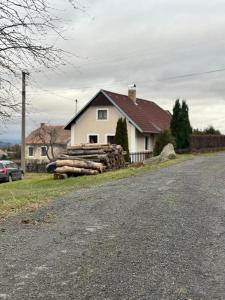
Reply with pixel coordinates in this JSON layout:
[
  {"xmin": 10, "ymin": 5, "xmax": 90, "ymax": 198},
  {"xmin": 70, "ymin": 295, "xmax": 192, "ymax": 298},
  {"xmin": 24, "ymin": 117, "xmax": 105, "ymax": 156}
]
[
  {"xmin": 71, "ymin": 104, "xmax": 158, "ymax": 153},
  {"xmin": 127, "ymin": 122, "xmax": 136, "ymax": 152},
  {"xmin": 136, "ymin": 132, "xmax": 155, "ymax": 152},
  {"xmin": 71, "ymin": 124, "xmax": 75, "ymax": 145},
  {"xmin": 25, "ymin": 144, "xmax": 66, "ymax": 162},
  {"xmin": 72, "ymin": 106, "xmax": 123, "ymax": 145}
]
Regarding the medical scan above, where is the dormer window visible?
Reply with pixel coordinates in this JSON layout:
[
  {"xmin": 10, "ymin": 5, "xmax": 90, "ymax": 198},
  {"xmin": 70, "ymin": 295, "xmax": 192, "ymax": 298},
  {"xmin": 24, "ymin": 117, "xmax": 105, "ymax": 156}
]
[{"xmin": 97, "ymin": 109, "xmax": 108, "ymax": 120}]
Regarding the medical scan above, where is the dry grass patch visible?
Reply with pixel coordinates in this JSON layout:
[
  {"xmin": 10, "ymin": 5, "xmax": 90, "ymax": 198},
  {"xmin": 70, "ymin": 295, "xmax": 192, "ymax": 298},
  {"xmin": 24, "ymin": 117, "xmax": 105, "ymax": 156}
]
[{"xmin": 0, "ymin": 154, "xmax": 193, "ymax": 220}]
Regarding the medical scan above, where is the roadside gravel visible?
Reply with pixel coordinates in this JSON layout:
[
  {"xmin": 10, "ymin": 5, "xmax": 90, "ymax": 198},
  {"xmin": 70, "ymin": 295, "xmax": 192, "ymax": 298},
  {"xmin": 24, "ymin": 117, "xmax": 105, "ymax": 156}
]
[{"xmin": 1, "ymin": 153, "xmax": 225, "ymax": 299}]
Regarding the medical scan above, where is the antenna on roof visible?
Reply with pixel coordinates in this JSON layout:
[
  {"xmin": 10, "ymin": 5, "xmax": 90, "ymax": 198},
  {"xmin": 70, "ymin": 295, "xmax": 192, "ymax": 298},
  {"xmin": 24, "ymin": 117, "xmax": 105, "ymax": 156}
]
[{"xmin": 74, "ymin": 99, "xmax": 78, "ymax": 114}]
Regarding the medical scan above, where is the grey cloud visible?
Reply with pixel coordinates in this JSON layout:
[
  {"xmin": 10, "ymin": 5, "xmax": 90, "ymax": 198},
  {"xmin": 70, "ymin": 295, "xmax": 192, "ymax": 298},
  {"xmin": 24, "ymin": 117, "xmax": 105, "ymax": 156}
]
[{"xmin": 2, "ymin": 0, "xmax": 225, "ymax": 141}]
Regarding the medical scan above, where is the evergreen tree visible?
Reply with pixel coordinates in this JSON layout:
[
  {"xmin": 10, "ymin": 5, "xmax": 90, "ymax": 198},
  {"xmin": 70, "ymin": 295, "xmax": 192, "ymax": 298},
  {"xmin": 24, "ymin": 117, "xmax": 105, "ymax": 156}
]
[
  {"xmin": 170, "ymin": 99, "xmax": 192, "ymax": 149},
  {"xmin": 122, "ymin": 118, "xmax": 130, "ymax": 162},
  {"xmin": 181, "ymin": 100, "xmax": 192, "ymax": 148},
  {"xmin": 170, "ymin": 99, "xmax": 182, "ymax": 148},
  {"xmin": 115, "ymin": 118, "xmax": 124, "ymax": 147},
  {"xmin": 204, "ymin": 126, "xmax": 221, "ymax": 135},
  {"xmin": 192, "ymin": 126, "xmax": 221, "ymax": 135},
  {"xmin": 115, "ymin": 117, "xmax": 130, "ymax": 162}
]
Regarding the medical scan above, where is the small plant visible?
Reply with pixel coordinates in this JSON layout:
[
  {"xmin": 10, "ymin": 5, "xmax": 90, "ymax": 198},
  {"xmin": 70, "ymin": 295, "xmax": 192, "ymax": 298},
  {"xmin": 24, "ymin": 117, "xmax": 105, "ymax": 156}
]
[{"xmin": 153, "ymin": 129, "xmax": 176, "ymax": 156}]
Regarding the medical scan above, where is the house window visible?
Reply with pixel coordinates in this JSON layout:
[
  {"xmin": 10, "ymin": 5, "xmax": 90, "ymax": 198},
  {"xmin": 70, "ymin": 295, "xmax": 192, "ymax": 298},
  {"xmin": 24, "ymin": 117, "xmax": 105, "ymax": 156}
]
[
  {"xmin": 41, "ymin": 146, "xmax": 47, "ymax": 156},
  {"xmin": 97, "ymin": 109, "xmax": 108, "ymax": 120},
  {"xmin": 88, "ymin": 135, "xmax": 98, "ymax": 144},
  {"xmin": 145, "ymin": 136, "xmax": 149, "ymax": 150},
  {"xmin": 107, "ymin": 135, "xmax": 115, "ymax": 144},
  {"xmin": 28, "ymin": 147, "xmax": 34, "ymax": 156}
]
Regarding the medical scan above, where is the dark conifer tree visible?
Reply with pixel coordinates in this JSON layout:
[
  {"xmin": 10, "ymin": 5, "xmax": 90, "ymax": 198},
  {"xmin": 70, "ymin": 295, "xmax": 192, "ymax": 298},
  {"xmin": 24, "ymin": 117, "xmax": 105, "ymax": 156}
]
[
  {"xmin": 122, "ymin": 118, "xmax": 130, "ymax": 162},
  {"xmin": 181, "ymin": 100, "xmax": 192, "ymax": 148},
  {"xmin": 170, "ymin": 99, "xmax": 192, "ymax": 149},
  {"xmin": 115, "ymin": 118, "xmax": 124, "ymax": 147},
  {"xmin": 170, "ymin": 99, "xmax": 182, "ymax": 148},
  {"xmin": 115, "ymin": 117, "xmax": 130, "ymax": 162}
]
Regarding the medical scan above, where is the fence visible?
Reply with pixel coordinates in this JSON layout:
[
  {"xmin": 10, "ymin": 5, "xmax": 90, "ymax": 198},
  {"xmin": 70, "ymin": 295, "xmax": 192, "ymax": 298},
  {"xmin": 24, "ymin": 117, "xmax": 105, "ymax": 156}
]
[
  {"xmin": 190, "ymin": 135, "xmax": 225, "ymax": 152},
  {"xmin": 130, "ymin": 151, "xmax": 153, "ymax": 163},
  {"xmin": 25, "ymin": 159, "xmax": 48, "ymax": 172},
  {"xmin": 26, "ymin": 163, "xmax": 47, "ymax": 173}
]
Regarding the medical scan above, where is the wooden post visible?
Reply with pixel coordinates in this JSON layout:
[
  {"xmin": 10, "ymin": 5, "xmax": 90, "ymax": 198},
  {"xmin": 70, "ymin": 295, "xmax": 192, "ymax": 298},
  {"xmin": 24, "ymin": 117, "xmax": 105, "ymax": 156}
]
[{"xmin": 21, "ymin": 71, "xmax": 27, "ymax": 174}]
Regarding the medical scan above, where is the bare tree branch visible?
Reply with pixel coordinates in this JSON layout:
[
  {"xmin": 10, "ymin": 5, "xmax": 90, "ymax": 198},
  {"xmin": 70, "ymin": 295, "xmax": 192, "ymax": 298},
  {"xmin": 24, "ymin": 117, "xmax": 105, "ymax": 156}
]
[
  {"xmin": 33, "ymin": 124, "xmax": 58, "ymax": 161},
  {"xmin": 0, "ymin": 0, "xmax": 81, "ymax": 122}
]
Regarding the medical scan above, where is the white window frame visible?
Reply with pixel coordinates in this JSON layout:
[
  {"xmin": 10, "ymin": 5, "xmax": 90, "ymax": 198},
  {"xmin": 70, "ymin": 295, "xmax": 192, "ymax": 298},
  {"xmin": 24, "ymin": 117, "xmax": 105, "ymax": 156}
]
[
  {"xmin": 96, "ymin": 108, "xmax": 109, "ymax": 121},
  {"xmin": 105, "ymin": 134, "xmax": 115, "ymax": 144},
  {"xmin": 87, "ymin": 134, "xmax": 99, "ymax": 144},
  {"xmin": 28, "ymin": 146, "xmax": 34, "ymax": 157}
]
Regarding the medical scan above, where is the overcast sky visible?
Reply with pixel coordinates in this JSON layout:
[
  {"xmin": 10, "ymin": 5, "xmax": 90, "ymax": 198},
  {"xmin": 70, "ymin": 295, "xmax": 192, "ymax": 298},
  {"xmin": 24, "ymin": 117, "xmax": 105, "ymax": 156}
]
[{"xmin": 2, "ymin": 0, "xmax": 225, "ymax": 141}]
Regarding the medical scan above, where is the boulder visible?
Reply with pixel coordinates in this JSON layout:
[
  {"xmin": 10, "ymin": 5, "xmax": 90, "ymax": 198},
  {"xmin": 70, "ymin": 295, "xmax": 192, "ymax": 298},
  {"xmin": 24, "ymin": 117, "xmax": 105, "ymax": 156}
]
[
  {"xmin": 144, "ymin": 143, "xmax": 176, "ymax": 164},
  {"xmin": 160, "ymin": 143, "xmax": 176, "ymax": 161}
]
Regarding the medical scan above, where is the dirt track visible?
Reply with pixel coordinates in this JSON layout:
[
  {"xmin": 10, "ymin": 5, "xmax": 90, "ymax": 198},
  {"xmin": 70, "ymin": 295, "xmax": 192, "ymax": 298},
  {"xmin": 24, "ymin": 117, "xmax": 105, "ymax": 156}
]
[{"xmin": 1, "ymin": 153, "xmax": 225, "ymax": 299}]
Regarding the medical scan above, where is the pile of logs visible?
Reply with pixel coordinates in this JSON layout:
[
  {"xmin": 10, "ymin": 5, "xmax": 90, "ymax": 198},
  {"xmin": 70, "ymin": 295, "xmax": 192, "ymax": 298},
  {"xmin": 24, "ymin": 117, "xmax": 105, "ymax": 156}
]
[{"xmin": 47, "ymin": 144, "xmax": 126, "ymax": 179}]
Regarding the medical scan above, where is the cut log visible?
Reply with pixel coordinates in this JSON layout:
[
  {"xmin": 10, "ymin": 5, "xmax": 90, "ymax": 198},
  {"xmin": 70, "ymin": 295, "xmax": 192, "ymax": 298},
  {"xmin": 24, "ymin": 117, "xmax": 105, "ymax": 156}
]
[
  {"xmin": 55, "ymin": 143, "xmax": 126, "ymax": 175},
  {"xmin": 58, "ymin": 154, "xmax": 109, "ymax": 160},
  {"xmin": 55, "ymin": 166, "xmax": 99, "ymax": 175},
  {"xmin": 54, "ymin": 173, "xmax": 68, "ymax": 180},
  {"xmin": 68, "ymin": 143, "xmax": 111, "ymax": 150},
  {"xmin": 56, "ymin": 159, "xmax": 104, "ymax": 173},
  {"xmin": 66, "ymin": 149, "xmax": 106, "ymax": 155}
]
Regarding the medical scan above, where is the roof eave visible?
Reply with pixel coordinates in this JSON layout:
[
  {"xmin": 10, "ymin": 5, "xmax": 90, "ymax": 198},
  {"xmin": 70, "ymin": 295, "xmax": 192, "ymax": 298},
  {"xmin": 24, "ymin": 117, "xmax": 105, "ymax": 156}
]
[
  {"xmin": 64, "ymin": 90, "xmax": 103, "ymax": 130},
  {"xmin": 142, "ymin": 130, "xmax": 160, "ymax": 134}
]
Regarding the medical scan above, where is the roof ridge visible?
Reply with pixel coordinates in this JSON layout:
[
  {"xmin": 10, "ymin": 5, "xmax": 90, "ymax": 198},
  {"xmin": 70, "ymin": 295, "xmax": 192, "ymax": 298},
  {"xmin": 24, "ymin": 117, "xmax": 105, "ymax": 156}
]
[
  {"xmin": 65, "ymin": 89, "xmax": 171, "ymax": 133},
  {"xmin": 103, "ymin": 89, "xmax": 155, "ymax": 103}
]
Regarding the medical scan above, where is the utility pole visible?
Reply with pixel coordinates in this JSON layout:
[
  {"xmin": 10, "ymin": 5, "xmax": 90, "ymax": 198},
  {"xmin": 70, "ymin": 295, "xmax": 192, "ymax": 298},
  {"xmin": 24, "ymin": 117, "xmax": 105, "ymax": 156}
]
[{"xmin": 21, "ymin": 71, "xmax": 28, "ymax": 174}]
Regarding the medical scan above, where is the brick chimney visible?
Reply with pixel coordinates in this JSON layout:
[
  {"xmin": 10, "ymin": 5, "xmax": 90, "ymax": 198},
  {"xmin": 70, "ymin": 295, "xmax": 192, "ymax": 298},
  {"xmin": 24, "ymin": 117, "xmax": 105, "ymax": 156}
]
[{"xmin": 128, "ymin": 84, "xmax": 136, "ymax": 104}]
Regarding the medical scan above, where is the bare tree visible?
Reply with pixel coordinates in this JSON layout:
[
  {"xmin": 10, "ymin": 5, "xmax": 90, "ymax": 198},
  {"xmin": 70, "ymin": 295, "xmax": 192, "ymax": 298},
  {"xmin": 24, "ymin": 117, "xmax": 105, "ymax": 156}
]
[
  {"xmin": 34, "ymin": 124, "xmax": 58, "ymax": 161},
  {"xmin": 0, "ymin": 0, "xmax": 81, "ymax": 121}
]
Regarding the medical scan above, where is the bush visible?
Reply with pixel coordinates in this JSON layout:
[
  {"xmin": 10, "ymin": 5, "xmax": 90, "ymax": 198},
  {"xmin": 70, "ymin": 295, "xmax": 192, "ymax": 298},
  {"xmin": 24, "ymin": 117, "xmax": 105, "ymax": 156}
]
[{"xmin": 153, "ymin": 130, "xmax": 176, "ymax": 156}]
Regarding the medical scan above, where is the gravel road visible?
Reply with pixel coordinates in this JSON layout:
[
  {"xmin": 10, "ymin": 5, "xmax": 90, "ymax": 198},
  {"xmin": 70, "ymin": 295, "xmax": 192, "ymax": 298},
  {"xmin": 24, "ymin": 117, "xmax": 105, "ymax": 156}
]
[{"xmin": 1, "ymin": 153, "xmax": 225, "ymax": 299}]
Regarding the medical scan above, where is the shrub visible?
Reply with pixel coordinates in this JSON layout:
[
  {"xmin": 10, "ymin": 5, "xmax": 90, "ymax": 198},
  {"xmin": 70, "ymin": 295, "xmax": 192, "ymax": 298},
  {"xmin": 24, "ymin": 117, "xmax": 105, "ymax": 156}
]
[{"xmin": 153, "ymin": 129, "xmax": 176, "ymax": 156}]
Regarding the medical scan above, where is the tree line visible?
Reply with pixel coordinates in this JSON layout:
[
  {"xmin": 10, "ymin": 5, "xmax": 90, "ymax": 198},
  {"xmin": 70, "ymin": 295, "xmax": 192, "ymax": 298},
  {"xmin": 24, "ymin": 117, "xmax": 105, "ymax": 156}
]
[
  {"xmin": 114, "ymin": 98, "xmax": 222, "ymax": 160},
  {"xmin": 154, "ymin": 99, "xmax": 221, "ymax": 155}
]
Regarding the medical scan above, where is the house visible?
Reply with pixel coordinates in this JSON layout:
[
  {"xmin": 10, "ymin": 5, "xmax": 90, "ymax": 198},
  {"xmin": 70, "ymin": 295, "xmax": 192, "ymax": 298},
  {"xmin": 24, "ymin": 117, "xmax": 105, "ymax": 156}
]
[
  {"xmin": 25, "ymin": 123, "xmax": 70, "ymax": 163},
  {"xmin": 0, "ymin": 149, "xmax": 7, "ymax": 159},
  {"xmin": 65, "ymin": 86, "xmax": 171, "ymax": 160}
]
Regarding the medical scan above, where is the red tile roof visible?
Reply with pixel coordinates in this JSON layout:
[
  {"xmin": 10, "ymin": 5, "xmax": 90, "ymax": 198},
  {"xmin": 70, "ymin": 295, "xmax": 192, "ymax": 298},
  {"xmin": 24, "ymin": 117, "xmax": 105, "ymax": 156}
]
[
  {"xmin": 65, "ymin": 90, "xmax": 171, "ymax": 133},
  {"xmin": 103, "ymin": 90, "xmax": 171, "ymax": 133},
  {"xmin": 26, "ymin": 124, "xmax": 70, "ymax": 145}
]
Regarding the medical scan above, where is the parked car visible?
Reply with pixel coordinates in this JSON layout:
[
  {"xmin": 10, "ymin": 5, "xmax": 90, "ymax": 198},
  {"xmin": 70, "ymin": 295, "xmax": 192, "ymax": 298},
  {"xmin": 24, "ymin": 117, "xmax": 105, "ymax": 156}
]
[{"xmin": 0, "ymin": 160, "xmax": 24, "ymax": 182}]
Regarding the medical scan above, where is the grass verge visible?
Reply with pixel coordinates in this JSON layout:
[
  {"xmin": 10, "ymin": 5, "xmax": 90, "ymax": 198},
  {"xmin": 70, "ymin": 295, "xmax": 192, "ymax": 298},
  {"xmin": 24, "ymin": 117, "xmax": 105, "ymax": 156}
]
[{"xmin": 0, "ymin": 154, "xmax": 193, "ymax": 220}]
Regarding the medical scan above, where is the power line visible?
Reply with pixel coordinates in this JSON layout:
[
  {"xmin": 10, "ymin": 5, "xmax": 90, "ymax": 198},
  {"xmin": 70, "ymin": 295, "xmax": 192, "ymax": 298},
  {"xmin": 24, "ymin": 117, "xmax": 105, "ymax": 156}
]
[
  {"xmin": 155, "ymin": 67, "xmax": 225, "ymax": 82},
  {"xmin": 27, "ymin": 65, "xmax": 225, "ymax": 101}
]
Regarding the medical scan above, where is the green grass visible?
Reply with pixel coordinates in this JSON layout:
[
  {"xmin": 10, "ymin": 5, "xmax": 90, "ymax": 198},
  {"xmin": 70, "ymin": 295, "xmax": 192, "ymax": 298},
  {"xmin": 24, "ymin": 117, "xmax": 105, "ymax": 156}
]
[{"xmin": 0, "ymin": 154, "xmax": 193, "ymax": 220}]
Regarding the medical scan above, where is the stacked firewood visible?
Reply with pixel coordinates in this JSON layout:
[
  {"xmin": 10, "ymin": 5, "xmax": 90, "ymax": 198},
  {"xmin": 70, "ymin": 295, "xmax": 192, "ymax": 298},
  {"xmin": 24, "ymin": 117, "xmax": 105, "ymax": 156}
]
[
  {"xmin": 47, "ymin": 144, "xmax": 126, "ymax": 179},
  {"xmin": 59, "ymin": 144, "xmax": 126, "ymax": 170}
]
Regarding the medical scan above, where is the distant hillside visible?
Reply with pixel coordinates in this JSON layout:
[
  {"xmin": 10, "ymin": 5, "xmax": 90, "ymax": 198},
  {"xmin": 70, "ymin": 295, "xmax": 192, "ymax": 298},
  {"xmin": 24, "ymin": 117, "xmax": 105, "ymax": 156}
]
[
  {"xmin": 0, "ymin": 141, "xmax": 11, "ymax": 148},
  {"xmin": 0, "ymin": 139, "xmax": 20, "ymax": 147}
]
